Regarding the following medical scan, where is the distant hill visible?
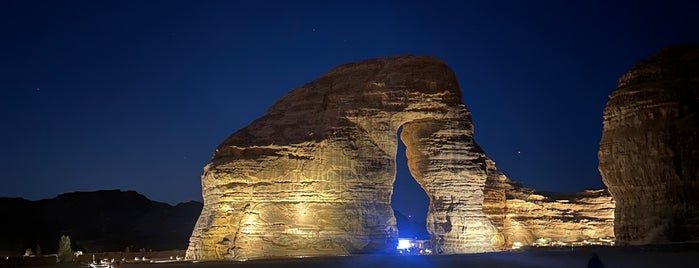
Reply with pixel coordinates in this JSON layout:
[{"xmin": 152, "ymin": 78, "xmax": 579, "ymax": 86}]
[{"xmin": 0, "ymin": 190, "xmax": 202, "ymax": 256}]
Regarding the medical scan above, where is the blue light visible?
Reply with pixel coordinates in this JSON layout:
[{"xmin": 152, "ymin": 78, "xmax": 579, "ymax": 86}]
[{"xmin": 397, "ymin": 239, "xmax": 411, "ymax": 249}]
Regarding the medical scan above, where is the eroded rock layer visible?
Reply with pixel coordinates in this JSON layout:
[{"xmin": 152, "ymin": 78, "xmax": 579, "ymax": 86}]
[
  {"xmin": 186, "ymin": 56, "xmax": 496, "ymax": 260},
  {"xmin": 598, "ymin": 45, "xmax": 699, "ymax": 245},
  {"xmin": 483, "ymin": 160, "xmax": 615, "ymax": 249}
]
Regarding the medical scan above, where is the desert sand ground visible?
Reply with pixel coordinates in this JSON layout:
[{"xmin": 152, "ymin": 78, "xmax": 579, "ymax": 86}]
[
  {"xmin": 124, "ymin": 245, "xmax": 699, "ymax": 268},
  {"xmin": 14, "ymin": 245, "xmax": 699, "ymax": 268}
]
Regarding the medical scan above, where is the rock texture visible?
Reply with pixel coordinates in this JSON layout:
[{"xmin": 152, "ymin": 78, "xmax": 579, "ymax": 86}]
[
  {"xmin": 186, "ymin": 56, "xmax": 496, "ymax": 260},
  {"xmin": 599, "ymin": 45, "xmax": 699, "ymax": 245},
  {"xmin": 483, "ymin": 160, "xmax": 615, "ymax": 249}
]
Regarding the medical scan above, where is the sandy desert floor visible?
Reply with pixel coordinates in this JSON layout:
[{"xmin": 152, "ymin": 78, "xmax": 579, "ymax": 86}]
[
  {"xmin": 115, "ymin": 245, "xmax": 699, "ymax": 268},
  {"xmin": 19, "ymin": 244, "xmax": 699, "ymax": 268}
]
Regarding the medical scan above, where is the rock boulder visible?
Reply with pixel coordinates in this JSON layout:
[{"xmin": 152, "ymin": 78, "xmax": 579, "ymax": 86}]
[{"xmin": 599, "ymin": 45, "xmax": 699, "ymax": 245}]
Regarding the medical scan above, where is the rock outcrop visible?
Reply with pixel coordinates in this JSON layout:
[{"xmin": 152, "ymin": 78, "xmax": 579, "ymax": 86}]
[
  {"xmin": 483, "ymin": 160, "xmax": 615, "ymax": 249},
  {"xmin": 186, "ymin": 56, "xmax": 496, "ymax": 260},
  {"xmin": 599, "ymin": 45, "xmax": 699, "ymax": 245}
]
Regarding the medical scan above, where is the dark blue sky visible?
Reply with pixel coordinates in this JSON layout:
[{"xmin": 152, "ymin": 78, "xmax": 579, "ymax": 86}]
[{"xmin": 2, "ymin": 1, "xmax": 697, "ymax": 221}]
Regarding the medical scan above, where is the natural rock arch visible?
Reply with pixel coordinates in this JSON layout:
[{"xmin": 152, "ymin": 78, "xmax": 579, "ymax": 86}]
[{"xmin": 185, "ymin": 56, "xmax": 496, "ymax": 260}]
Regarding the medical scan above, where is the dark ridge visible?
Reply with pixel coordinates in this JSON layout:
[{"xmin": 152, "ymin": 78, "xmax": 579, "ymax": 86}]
[{"xmin": 0, "ymin": 190, "xmax": 202, "ymax": 256}]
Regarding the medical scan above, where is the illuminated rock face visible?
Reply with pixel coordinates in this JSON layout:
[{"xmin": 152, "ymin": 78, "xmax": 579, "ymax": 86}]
[
  {"xmin": 186, "ymin": 56, "xmax": 496, "ymax": 260},
  {"xmin": 483, "ymin": 160, "xmax": 615, "ymax": 249},
  {"xmin": 599, "ymin": 46, "xmax": 699, "ymax": 245}
]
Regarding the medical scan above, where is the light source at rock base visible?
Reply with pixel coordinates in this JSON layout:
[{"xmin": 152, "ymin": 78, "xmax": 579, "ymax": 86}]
[
  {"xmin": 396, "ymin": 239, "xmax": 411, "ymax": 250},
  {"xmin": 511, "ymin": 242, "xmax": 523, "ymax": 250}
]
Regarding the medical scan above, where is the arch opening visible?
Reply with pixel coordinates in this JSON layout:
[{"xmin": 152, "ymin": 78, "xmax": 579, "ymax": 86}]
[{"xmin": 391, "ymin": 126, "xmax": 430, "ymax": 240}]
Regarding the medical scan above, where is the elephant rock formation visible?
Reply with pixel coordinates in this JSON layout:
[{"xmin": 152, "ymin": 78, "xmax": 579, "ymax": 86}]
[{"xmin": 186, "ymin": 55, "xmax": 497, "ymax": 260}]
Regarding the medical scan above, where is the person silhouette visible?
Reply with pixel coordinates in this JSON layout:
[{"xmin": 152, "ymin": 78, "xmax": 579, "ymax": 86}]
[{"xmin": 587, "ymin": 252, "xmax": 605, "ymax": 268}]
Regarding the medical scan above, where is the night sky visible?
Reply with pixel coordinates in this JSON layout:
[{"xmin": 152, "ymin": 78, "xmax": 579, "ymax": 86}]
[{"xmin": 2, "ymin": 1, "xmax": 698, "ymax": 221}]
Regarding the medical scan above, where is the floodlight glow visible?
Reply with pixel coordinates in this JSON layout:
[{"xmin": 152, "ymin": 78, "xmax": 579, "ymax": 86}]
[{"xmin": 397, "ymin": 239, "xmax": 411, "ymax": 249}]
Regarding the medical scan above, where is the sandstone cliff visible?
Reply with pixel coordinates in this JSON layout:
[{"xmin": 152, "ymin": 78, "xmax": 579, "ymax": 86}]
[
  {"xmin": 483, "ymin": 160, "xmax": 615, "ymax": 249},
  {"xmin": 186, "ymin": 56, "xmax": 497, "ymax": 260},
  {"xmin": 599, "ymin": 45, "xmax": 699, "ymax": 245}
]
